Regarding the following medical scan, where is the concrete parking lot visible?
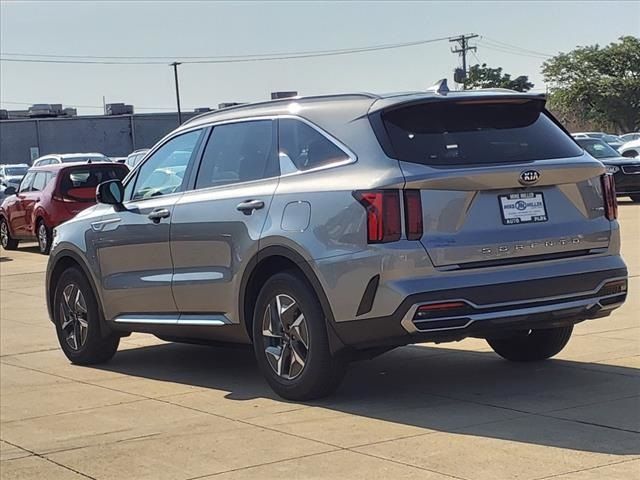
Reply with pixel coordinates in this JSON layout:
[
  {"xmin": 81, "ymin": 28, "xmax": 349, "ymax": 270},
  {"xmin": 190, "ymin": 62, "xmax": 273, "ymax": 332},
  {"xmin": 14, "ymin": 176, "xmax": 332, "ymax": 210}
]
[{"xmin": 1, "ymin": 203, "xmax": 638, "ymax": 480}]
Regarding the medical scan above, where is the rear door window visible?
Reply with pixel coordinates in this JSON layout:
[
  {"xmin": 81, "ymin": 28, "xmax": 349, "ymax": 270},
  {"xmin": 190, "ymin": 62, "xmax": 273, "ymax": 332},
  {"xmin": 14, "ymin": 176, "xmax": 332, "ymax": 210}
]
[
  {"xmin": 60, "ymin": 166, "xmax": 128, "ymax": 202},
  {"xmin": 377, "ymin": 99, "xmax": 583, "ymax": 166},
  {"xmin": 279, "ymin": 118, "xmax": 349, "ymax": 171},
  {"xmin": 195, "ymin": 120, "xmax": 277, "ymax": 189}
]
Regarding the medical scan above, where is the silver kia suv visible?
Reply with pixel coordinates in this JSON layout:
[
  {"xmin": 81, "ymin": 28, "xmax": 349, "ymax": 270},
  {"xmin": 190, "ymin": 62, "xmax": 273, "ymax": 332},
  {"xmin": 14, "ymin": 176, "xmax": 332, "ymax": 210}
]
[{"xmin": 46, "ymin": 84, "xmax": 628, "ymax": 400}]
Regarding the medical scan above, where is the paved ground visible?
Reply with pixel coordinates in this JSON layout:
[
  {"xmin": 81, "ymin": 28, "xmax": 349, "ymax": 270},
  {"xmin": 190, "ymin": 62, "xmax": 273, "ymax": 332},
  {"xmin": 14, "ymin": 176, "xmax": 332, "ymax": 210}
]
[{"xmin": 1, "ymin": 202, "xmax": 639, "ymax": 480}]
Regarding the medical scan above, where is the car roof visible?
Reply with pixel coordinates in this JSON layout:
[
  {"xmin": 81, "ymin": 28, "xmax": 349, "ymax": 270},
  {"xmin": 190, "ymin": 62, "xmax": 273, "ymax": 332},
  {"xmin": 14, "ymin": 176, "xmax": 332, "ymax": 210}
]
[
  {"xmin": 180, "ymin": 88, "xmax": 545, "ymax": 132},
  {"xmin": 34, "ymin": 153, "xmax": 107, "ymax": 161},
  {"xmin": 28, "ymin": 162, "xmax": 125, "ymax": 173}
]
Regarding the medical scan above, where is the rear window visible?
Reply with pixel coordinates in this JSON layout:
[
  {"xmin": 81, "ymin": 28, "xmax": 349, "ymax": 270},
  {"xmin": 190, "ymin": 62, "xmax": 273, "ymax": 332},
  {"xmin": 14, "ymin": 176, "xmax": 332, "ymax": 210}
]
[
  {"xmin": 60, "ymin": 166, "xmax": 127, "ymax": 201},
  {"xmin": 378, "ymin": 100, "xmax": 583, "ymax": 166}
]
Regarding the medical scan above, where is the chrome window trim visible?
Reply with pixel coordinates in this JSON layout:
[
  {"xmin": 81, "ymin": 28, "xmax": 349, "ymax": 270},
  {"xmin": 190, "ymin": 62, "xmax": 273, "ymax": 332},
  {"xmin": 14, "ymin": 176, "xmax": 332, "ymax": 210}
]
[{"xmin": 182, "ymin": 115, "xmax": 357, "ymax": 194}]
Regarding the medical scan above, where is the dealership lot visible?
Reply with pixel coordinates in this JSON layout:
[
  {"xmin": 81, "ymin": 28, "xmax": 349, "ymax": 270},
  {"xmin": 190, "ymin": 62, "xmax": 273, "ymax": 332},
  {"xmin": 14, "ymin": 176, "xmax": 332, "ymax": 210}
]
[{"xmin": 0, "ymin": 203, "xmax": 638, "ymax": 480}]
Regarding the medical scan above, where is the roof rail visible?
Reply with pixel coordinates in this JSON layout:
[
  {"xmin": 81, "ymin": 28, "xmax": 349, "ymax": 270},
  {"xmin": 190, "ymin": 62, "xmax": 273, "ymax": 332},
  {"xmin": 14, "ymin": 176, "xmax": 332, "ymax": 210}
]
[{"xmin": 182, "ymin": 92, "xmax": 379, "ymax": 126}]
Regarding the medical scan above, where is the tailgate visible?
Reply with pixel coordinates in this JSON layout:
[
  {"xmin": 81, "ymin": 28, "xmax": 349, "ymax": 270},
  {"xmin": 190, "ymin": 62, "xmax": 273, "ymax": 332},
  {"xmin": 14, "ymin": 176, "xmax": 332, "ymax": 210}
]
[{"xmin": 371, "ymin": 96, "xmax": 612, "ymax": 269}]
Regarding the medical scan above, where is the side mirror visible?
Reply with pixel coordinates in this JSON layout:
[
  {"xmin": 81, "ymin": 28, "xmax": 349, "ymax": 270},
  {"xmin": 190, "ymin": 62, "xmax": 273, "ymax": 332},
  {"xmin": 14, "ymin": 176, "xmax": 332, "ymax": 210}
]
[
  {"xmin": 4, "ymin": 186, "xmax": 16, "ymax": 196},
  {"xmin": 96, "ymin": 179, "xmax": 124, "ymax": 205}
]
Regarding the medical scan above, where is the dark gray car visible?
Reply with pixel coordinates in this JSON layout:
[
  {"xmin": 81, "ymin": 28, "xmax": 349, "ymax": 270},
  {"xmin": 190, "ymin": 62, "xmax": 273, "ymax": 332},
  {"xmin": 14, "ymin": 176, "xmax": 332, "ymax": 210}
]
[{"xmin": 44, "ymin": 86, "xmax": 628, "ymax": 399}]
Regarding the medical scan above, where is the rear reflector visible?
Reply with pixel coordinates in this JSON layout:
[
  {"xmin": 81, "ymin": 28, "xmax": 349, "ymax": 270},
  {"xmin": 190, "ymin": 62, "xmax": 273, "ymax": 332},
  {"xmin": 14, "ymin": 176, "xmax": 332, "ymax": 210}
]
[
  {"xmin": 353, "ymin": 190, "xmax": 401, "ymax": 243},
  {"xmin": 601, "ymin": 174, "xmax": 618, "ymax": 220},
  {"xmin": 403, "ymin": 190, "xmax": 423, "ymax": 241},
  {"xmin": 414, "ymin": 301, "xmax": 472, "ymax": 320},
  {"xmin": 417, "ymin": 302, "xmax": 467, "ymax": 312}
]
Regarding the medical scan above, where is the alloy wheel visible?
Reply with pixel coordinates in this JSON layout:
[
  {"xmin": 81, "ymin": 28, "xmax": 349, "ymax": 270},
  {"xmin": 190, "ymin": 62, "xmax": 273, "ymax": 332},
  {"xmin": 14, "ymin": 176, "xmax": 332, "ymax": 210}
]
[
  {"xmin": 262, "ymin": 294, "xmax": 309, "ymax": 380},
  {"xmin": 0, "ymin": 222, "xmax": 7, "ymax": 248},
  {"xmin": 38, "ymin": 224, "xmax": 48, "ymax": 252},
  {"xmin": 59, "ymin": 283, "xmax": 89, "ymax": 351}
]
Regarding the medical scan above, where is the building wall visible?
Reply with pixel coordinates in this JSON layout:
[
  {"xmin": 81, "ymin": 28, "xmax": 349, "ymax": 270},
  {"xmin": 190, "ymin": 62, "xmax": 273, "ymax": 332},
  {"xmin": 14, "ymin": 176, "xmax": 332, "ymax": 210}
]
[{"xmin": 0, "ymin": 112, "xmax": 197, "ymax": 164}]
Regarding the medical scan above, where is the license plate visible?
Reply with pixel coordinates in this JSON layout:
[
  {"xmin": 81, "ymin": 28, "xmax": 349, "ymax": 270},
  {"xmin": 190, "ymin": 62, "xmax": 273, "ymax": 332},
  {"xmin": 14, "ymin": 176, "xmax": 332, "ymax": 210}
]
[{"xmin": 499, "ymin": 192, "xmax": 548, "ymax": 225}]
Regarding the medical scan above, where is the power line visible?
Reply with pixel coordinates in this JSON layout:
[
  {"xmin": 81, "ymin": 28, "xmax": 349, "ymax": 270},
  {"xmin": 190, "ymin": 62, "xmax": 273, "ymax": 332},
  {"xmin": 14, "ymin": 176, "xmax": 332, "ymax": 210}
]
[
  {"xmin": 0, "ymin": 36, "xmax": 454, "ymax": 65},
  {"xmin": 480, "ymin": 36, "xmax": 553, "ymax": 58},
  {"xmin": 0, "ymin": 100, "xmax": 180, "ymax": 111},
  {"xmin": 477, "ymin": 42, "xmax": 551, "ymax": 60}
]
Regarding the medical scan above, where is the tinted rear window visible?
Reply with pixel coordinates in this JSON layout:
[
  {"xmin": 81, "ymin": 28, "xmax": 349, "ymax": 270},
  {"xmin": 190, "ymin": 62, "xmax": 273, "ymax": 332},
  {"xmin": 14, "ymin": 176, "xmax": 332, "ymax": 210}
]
[
  {"xmin": 378, "ymin": 100, "xmax": 583, "ymax": 166},
  {"xmin": 60, "ymin": 166, "xmax": 127, "ymax": 200}
]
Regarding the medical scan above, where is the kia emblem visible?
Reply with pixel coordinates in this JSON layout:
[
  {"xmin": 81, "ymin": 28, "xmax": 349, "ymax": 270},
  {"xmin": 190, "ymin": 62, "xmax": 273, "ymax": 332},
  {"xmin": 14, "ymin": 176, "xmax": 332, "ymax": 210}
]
[{"xmin": 519, "ymin": 170, "xmax": 540, "ymax": 185}]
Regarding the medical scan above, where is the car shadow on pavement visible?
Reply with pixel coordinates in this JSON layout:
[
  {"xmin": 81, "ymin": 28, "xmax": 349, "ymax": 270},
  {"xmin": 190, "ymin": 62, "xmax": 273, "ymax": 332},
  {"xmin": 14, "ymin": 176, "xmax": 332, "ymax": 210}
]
[{"xmin": 95, "ymin": 342, "xmax": 639, "ymax": 455}]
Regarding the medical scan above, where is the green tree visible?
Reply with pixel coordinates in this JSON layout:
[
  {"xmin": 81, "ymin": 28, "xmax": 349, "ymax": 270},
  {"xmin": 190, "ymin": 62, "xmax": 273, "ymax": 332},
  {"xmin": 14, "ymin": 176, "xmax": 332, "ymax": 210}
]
[
  {"xmin": 463, "ymin": 63, "xmax": 534, "ymax": 92},
  {"xmin": 542, "ymin": 36, "xmax": 640, "ymax": 133}
]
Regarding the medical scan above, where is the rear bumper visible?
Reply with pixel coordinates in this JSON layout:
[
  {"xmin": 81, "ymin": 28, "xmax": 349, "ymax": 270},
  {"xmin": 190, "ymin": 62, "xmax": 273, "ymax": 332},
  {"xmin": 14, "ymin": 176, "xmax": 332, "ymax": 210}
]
[{"xmin": 331, "ymin": 266, "xmax": 627, "ymax": 349}]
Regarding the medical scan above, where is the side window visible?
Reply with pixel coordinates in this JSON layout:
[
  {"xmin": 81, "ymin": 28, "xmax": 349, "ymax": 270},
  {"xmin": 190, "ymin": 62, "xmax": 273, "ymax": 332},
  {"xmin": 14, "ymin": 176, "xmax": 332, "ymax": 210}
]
[
  {"xmin": 130, "ymin": 130, "xmax": 203, "ymax": 201},
  {"xmin": 31, "ymin": 172, "xmax": 48, "ymax": 192},
  {"xmin": 195, "ymin": 120, "xmax": 276, "ymax": 190},
  {"xmin": 19, "ymin": 172, "xmax": 35, "ymax": 193},
  {"xmin": 279, "ymin": 119, "xmax": 350, "ymax": 171}
]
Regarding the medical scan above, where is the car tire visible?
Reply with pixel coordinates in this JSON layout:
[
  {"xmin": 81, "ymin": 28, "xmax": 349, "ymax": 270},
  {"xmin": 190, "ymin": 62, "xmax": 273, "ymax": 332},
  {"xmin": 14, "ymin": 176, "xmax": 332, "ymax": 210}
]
[
  {"xmin": 629, "ymin": 194, "xmax": 640, "ymax": 203},
  {"xmin": 53, "ymin": 267, "xmax": 119, "ymax": 365},
  {"xmin": 252, "ymin": 271, "xmax": 347, "ymax": 401},
  {"xmin": 487, "ymin": 325, "xmax": 573, "ymax": 362},
  {"xmin": 0, "ymin": 217, "xmax": 19, "ymax": 250},
  {"xmin": 37, "ymin": 219, "xmax": 51, "ymax": 255}
]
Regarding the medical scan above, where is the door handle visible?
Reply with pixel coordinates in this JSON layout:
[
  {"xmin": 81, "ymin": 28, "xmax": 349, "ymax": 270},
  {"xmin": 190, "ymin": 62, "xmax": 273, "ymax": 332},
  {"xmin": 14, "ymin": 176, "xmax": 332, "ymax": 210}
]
[
  {"xmin": 148, "ymin": 208, "xmax": 170, "ymax": 223},
  {"xmin": 236, "ymin": 199, "xmax": 265, "ymax": 215}
]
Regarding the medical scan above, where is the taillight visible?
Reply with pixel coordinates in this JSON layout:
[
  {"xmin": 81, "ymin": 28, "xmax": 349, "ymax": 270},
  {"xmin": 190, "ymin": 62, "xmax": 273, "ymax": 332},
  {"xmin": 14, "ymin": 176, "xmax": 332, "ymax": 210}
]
[
  {"xmin": 601, "ymin": 174, "xmax": 617, "ymax": 220},
  {"xmin": 354, "ymin": 190, "xmax": 401, "ymax": 243},
  {"xmin": 403, "ymin": 190, "xmax": 423, "ymax": 241}
]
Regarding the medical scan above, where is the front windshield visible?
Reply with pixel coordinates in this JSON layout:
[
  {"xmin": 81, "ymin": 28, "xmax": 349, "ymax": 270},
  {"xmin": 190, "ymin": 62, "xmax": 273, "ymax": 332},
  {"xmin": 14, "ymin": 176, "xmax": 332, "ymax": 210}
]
[
  {"xmin": 5, "ymin": 167, "xmax": 28, "ymax": 176},
  {"xmin": 603, "ymin": 135, "xmax": 621, "ymax": 143},
  {"xmin": 576, "ymin": 139, "xmax": 620, "ymax": 159}
]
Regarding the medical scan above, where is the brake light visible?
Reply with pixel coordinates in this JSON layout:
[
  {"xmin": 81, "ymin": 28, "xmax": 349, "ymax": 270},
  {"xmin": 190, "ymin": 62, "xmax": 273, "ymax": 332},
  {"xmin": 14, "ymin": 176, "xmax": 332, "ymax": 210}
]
[
  {"xmin": 354, "ymin": 190, "xmax": 401, "ymax": 243},
  {"xmin": 403, "ymin": 190, "xmax": 423, "ymax": 240},
  {"xmin": 601, "ymin": 174, "xmax": 617, "ymax": 220}
]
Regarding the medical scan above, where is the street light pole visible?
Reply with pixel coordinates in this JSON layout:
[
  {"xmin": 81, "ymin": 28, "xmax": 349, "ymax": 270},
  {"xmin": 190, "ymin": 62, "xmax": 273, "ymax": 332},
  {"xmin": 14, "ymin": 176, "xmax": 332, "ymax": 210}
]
[{"xmin": 170, "ymin": 61, "xmax": 183, "ymax": 125}]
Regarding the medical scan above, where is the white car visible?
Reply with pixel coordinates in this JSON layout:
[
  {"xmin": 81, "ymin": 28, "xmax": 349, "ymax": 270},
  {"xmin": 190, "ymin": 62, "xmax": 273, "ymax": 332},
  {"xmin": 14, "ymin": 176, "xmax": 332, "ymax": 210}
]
[
  {"xmin": 32, "ymin": 153, "xmax": 109, "ymax": 167},
  {"xmin": 619, "ymin": 139, "xmax": 640, "ymax": 158},
  {"xmin": 619, "ymin": 132, "xmax": 640, "ymax": 143}
]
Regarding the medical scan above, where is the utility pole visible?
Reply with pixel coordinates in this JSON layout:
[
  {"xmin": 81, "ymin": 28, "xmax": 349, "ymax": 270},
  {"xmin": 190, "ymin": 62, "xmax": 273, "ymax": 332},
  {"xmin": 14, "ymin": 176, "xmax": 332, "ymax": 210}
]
[
  {"xmin": 170, "ymin": 62, "xmax": 183, "ymax": 125},
  {"xmin": 449, "ymin": 34, "xmax": 478, "ymax": 89}
]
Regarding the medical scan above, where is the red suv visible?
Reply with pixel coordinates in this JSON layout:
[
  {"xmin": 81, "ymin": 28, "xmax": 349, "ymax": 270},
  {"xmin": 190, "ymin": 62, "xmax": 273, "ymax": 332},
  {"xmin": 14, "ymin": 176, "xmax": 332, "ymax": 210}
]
[{"xmin": 0, "ymin": 163, "xmax": 128, "ymax": 254}]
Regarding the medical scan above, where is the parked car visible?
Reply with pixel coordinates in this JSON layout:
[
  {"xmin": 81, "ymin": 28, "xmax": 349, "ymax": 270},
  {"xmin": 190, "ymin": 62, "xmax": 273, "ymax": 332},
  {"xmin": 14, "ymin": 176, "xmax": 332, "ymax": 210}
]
[
  {"xmin": 110, "ymin": 157, "xmax": 127, "ymax": 164},
  {"xmin": 619, "ymin": 132, "xmax": 640, "ymax": 143},
  {"xmin": 45, "ymin": 88, "xmax": 628, "ymax": 400},
  {"xmin": 575, "ymin": 138, "xmax": 640, "ymax": 202},
  {"xmin": 0, "ymin": 164, "xmax": 29, "ymax": 194},
  {"xmin": 1, "ymin": 162, "xmax": 128, "ymax": 254},
  {"xmin": 125, "ymin": 149, "xmax": 149, "ymax": 169},
  {"xmin": 619, "ymin": 139, "xmax": 640, "ymax": 158},
  {"xmin": 572, "ymin": 132, "xmax": 624, "ymax": 151},
  {"xmin": 32, "ymin": 153, "xmax": 109, "ymax": 168}
]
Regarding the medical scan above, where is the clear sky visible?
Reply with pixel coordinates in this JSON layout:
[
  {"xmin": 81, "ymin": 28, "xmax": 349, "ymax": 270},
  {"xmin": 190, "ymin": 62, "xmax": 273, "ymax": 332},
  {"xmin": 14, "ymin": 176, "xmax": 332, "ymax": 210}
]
[{"xmin": 1, "ymin": 1, "xmax": 639, "ymax": 115}]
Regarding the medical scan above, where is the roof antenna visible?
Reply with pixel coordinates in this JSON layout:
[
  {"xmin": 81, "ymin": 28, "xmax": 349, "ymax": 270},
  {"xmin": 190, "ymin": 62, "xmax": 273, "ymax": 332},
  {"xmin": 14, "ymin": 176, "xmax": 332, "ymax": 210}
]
[{"xmin": 427, "ymin": 78, "xmax": 450, "ymax": 96}]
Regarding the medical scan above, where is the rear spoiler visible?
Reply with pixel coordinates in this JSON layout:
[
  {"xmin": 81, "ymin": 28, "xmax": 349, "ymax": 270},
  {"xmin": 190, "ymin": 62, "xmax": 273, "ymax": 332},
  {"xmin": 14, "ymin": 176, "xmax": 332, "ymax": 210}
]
[{"xmin": 369, "ymin": 92, "xmax": 547, "ymax": 115}]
